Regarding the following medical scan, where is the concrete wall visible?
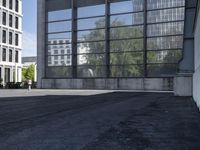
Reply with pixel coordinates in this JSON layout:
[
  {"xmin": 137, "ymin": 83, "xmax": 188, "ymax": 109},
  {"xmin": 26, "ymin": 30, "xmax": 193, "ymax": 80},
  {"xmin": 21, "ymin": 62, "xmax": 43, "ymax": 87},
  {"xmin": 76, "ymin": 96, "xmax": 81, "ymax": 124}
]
[
  {"xmin": 41, "ymin": 78, "xmax": 173, "ymax": 91},
  {"xmin": 194, "ymin": 1, "xmax": 200, "ymax": 109},
  {"xmin": 178, "ymin": 0, "xmax": 196, "ymax": 73},
  {"xmin": 174, "ymin": 0, "xmax": 197, "ymax": 96},
  {"xmin": 37, "ymin": 0, "xmax": 46, "ymax": 88}
]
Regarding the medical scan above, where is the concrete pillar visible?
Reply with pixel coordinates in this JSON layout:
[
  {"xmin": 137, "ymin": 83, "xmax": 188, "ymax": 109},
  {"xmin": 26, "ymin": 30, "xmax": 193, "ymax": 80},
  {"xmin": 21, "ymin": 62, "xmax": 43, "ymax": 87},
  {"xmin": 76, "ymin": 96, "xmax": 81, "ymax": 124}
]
[
  {"xmin": 37, "ymin": 0, "xmax": 46, "ymax": 88},
  {"xmin": 2, "ymin": 65, "xmax": 5, "ymax": 86},
  {"xmin": 18, "ymin": 67, "xmax": 22, "ymax": 82},
  {"xmin": 174, "ymin": 0, "xmax": 197, "ymax": 96},
  {"xmin": 193, "ymin": 0, "xmax": 200, "ymax": 109},
  {"xmin": 0, "ymin": 66, "xmax": 3, "ymax": 83},
  {"xmin": 10, "ymin": 66, "xmax": 13, "ymax": 82},
  {"xmin": 15, "ymin": 65, "xmax": 18, "ymax": 82},
  {"xmin": 34, "ymin": 64, "xmax": 37, "ymax": 82}
]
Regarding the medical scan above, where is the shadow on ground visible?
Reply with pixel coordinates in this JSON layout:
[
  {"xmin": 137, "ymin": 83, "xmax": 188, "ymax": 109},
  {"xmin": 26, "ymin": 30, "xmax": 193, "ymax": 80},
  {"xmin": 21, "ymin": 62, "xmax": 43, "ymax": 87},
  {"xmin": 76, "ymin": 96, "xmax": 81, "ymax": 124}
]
[{"xmin": 0, "ymin": 92, "xmax": 200, "ymax": 150}]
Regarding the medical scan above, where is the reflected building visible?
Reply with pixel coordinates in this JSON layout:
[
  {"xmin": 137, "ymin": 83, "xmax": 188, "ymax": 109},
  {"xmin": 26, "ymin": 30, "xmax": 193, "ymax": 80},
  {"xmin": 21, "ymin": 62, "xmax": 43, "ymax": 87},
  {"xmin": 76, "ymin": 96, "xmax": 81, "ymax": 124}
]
[
  {"xmin": 37, "ymin": 0, "xmax": 197, "ymax": 91},
  {"xmin": 47, "ymin": 39, "xmax": 72, "ymax": 66}
]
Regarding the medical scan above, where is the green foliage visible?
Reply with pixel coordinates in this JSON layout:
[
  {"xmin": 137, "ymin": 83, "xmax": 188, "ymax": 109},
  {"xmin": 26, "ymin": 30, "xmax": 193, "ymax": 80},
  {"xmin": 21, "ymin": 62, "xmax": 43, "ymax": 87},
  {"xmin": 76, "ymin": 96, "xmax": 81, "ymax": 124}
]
[
  {"xmin": 22, "ymin": 64, "xmax": 35, "ymax": 81},
  {"xmin": 81, "ymin": 19, "xmax": 144, "ymax": 77},
  {"xmin": 47, "ymin": 66, "xmax": 70, "ymax": 77}
]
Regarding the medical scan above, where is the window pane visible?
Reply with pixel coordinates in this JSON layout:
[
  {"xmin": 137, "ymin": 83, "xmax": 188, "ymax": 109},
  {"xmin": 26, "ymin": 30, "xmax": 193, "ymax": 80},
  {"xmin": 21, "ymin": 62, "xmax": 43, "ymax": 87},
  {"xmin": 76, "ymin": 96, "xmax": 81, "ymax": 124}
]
[
  {"xmin": 77, "ymin": 54, "xmax": 106, "ymax": 65},
  {"xmin": 78, "ymin": 4, "xmax": 105, "ymax": 18},
  {"xmin": 147, "ymin": 22, "xmax": 184, "ymax": 37},
  {"xmin": 147, "ymin": 36, "xmax": 183, "ymax": 50},
  {"xmin": 48, "ymin": 21, "xmax": 71, "ymax": 33},
  {"xmin": 77, "ymin": 66, "xmax": 106, "ymax": 77},
  {"xmin": 147, "ymin": 50, "xmax": 182, "ymax": 63},
  {"xmin": 147, "ymin": 0, "xmax": 185, "ymax": 10},
  {"xmin": 110, "ymin": 65, "xmax": 143, "ymax": 77},
  {"xmin": 147, "ymin": 64, "xmax": 178, "ymax": 77},
  {"xmin": 147, "ymin": 8, "xmax": 185, "ymax": 23},
  {"xmin": 47, "ymin": 0, "xmax": 71, "ymax": 12},
  {"xmin": 48, "ymin": 9, "xmax": 72, "ymax": 21},
  {"xmin": 48, "ymin": 55, "xmax": 72, "ymax": 66},
  {"xmin": 48, "ymin": 32, "xmax": 72, "ymax": 42},
  {"xmin": 78, "ymin": 29, "xmax": 105, "ymax": 42},
  {"xmin": 46, "ymin": 66, "xmax": 72, "ymax": 78},
  {"xmin": 110, "ymin": 39, "xmax": 143, "ymax": 52},
  {"xmin": 110, "ymin": 26, "xmax": 143, "ymax": 39},
  {"xmin": 78, "ymin": 17, "xmax": 105, "ymax": 30},
  {"xmin": 48, "ymin": 44, "xmax": 72, "ymax": 55},
  {"xmin": 77, "ymin": 42, "xmax": 105, "ymax": 54},
  {"xmin": 110, "ymin": 13, "xmax": 144, "ymax": 27},
  {"xmin": 110, "ymin": 52, "xmax": 143, "ymax": 65},
  {"xmin": 110, "ymin": 0, "xmax": 143, "ymax": 14}
]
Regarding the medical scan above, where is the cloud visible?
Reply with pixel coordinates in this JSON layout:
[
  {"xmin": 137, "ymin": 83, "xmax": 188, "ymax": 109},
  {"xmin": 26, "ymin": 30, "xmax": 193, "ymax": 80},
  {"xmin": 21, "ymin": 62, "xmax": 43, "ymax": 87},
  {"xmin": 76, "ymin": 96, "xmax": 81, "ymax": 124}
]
[{"xmin": 22, "ymin": 31, "xmax": 37, "ymax": 57}]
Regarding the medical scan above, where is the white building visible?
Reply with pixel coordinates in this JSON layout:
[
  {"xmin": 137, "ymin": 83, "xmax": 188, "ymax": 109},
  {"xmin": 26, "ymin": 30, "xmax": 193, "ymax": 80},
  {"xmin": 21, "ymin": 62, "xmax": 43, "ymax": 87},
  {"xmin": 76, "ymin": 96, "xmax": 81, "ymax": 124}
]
[{"xmin": 0, "ymin": 0, "xmax": 22, "ymax": 84}]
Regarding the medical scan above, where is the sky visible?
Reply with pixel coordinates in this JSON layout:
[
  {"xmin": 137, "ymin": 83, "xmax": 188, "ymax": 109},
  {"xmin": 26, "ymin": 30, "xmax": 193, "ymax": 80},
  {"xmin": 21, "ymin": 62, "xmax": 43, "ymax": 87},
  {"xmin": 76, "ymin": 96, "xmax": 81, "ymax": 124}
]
[{"xmin": 22, "ymin": 0, "xmax": 37, "ymax": 57}]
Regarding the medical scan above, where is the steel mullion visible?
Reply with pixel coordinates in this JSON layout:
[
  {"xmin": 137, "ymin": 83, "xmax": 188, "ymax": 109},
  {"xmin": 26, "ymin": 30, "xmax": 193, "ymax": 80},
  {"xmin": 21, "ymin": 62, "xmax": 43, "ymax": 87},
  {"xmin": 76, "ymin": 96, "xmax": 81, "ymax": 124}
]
[
  {"xmin": 144, "ymin": 0, "xmax": 147, "ymax": 77},
  {"xmin": 147, "ymin": 5, "xmax": 185, "ymax": 12},
  {"xmin": 72, "ymin": 0, "xmax": 77, "ymax": 78},
  {"xmin": 105, "ymin": 0, "xmax": 110, "ymax": 78}
]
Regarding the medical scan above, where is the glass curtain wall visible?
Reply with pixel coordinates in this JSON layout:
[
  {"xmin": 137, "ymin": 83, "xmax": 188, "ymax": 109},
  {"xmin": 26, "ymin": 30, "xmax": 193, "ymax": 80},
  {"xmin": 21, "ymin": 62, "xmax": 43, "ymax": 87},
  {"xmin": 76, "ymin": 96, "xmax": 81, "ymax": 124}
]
[
  {"xmin": 46, "ymin": 0, "xmax": 72, "ymax": 77},
  {"xmin": 45, "ymin": 0, "xmax": 185, "ymax": 78},
  {"xmin": 77, "ymin": 0, "xmax": 106, "ymax": 77},
  {"xmin": 146, "ymin": 0, "xmax": 185, "ymax": 76},
  {"xmin": 110, "ymin": 0, "xmax": 144, "ymax": 77}
]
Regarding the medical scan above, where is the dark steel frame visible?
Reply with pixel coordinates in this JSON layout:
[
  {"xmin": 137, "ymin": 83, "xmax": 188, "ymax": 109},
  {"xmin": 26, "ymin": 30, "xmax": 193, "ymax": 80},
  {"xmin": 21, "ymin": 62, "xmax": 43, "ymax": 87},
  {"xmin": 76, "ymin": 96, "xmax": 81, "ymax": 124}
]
[{"xmin": 45, "ymin": 0, "xmax": 186, "ymax": 79}]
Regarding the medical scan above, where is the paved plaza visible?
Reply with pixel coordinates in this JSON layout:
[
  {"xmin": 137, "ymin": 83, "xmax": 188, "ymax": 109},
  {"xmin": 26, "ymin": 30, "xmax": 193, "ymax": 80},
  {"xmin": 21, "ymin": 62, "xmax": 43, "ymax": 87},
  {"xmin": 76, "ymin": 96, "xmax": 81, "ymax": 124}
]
[{"xmin": 0, "ymin": 90, "xmax": 200, "ymax": 150}]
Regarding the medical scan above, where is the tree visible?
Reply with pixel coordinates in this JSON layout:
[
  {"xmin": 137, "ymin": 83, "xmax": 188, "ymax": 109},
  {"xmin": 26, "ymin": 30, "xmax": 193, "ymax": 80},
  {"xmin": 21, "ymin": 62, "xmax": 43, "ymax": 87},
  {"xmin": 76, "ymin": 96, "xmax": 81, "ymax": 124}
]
[
  {"xmin": 22, "ymin": 64, "xmax": 35, "ymax": 81},
  {"xmin": 80, "ymin": 18, "xmax": 144, "ymax": 77}
]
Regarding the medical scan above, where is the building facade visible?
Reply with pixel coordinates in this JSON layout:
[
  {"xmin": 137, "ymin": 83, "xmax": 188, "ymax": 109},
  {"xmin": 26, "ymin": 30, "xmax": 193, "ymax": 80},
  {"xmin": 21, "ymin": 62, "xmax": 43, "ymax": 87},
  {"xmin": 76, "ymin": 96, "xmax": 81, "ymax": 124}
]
[
  {"xmin": 0, "ymin": 0, "xmax": 22, "ymax": 84},
  {"xmin": 38, "ymin": 0, "xmax": 196, "ymax": 90}
]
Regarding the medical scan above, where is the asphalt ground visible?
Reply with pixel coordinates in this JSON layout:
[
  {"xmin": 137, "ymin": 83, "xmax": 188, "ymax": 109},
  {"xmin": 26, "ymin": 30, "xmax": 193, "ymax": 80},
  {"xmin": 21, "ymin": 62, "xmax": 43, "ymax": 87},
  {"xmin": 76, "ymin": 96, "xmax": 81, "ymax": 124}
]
[{"xmin": 0, "ymin": 90, "xmax": 199, "ymax": 150}]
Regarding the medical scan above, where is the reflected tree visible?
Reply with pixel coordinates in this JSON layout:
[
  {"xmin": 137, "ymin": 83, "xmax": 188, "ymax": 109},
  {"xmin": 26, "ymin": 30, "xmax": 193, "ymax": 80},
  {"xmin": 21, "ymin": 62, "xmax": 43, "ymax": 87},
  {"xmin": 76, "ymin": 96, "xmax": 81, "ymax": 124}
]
[{"xmin": 80, "ymin": 18, "xmax": 144, "ymax": 77}]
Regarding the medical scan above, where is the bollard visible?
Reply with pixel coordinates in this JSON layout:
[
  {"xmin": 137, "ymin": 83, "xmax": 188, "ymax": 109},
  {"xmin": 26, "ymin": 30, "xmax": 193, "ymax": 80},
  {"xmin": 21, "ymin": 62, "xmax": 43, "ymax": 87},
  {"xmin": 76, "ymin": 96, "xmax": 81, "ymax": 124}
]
[{"xmin": 28, "ymin": 80, "xmax": 32, "ymax": 91}]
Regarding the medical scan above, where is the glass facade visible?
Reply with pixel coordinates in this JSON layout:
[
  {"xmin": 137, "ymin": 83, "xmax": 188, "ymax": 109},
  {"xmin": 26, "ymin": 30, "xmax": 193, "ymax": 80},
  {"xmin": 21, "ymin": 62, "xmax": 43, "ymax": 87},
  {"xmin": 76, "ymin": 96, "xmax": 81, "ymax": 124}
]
[{"xmin": 46, "ymin": 0, "xmax": 185, "ymax": 78}]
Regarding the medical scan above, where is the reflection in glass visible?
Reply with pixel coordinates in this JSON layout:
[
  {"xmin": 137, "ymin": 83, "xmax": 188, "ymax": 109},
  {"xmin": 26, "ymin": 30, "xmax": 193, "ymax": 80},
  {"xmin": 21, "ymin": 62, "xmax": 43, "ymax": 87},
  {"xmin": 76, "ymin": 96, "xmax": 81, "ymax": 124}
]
[
  {"xmin": 78, "ymin": 4, "xmax": 105, "ymax": 18},
  {"xmin": 77, "ymin": 66, "xmax": 106, "ymax": 77},
  {"xmin": 46, "ymin": 66, "xmax": 72, "ymax": 78},
  {"xmin": 110, "ymin": 13, "xmax": 144, "ymax": 27},
  {"xmin": 77, "ymin": 54, "xmax": 106, "ymax": 65},
  {"xmin": 147, "ymin": 22, "xmax": 184, "ymax": 37},
  {"xmin": 48, "ymin": 21, "xmax": 71, "ymax": 33},
  {"xmin": 147, "ymin": 8, "xmax": 185, "ymax": 23},
  {"xmin": 147, "ymin": 36, "xmax": 183, "ymax": 50},
  {"xmin": 110, "ymin": 52, "xmax": 143, "ymax": 65},
  {"xmin": 147, "ymin": 50, "xmax": 182, "ymax": 63},
  {"xmin": 77, "ymin": 42, "xmax": 105, "ymax": 54},
  {"xmin": 110, "ymin": 0, "xmax": 143, "ymax": 14},
  {"xmin": 147, "ymin": 0, "xmax": 185, "ymax": 10},
  {"xmin": 45, "ymin": 0, "xmax": 186, "ymax": 78},
  {"xmin": 110, "ymin": 26, "xmax": 143, "ymax": 39},
  {"xmin": 78, "ymin": 29, "xmax": 105, "ymax": 42},
  {"xmin": 48, "ymin": 32, "xmax": 72, "ymax": 42},
  {"xmin": 147, "ymin": 64, "xmax": 177, "ymax": 77},
  {"xmin": 78, "ymin": 17, "xmax": 105, "ymax": 30},
  {"xmin": 48, "ymin": 55, "xmax": 72, "ymax": 66},
  {"xmin": 110, "ymin": 65, "xmax": 143, "ymax": 77},
  {"xmin": 48, "ymin": 44, "xmax": 72, "ymax": 55},
  {"xmin": 110, "ymin": 39, "xmax": 143, "ymax": 52},
  {"xmin": 48, "ymin": 9, "xmax": 71, "ymax": 21}
]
